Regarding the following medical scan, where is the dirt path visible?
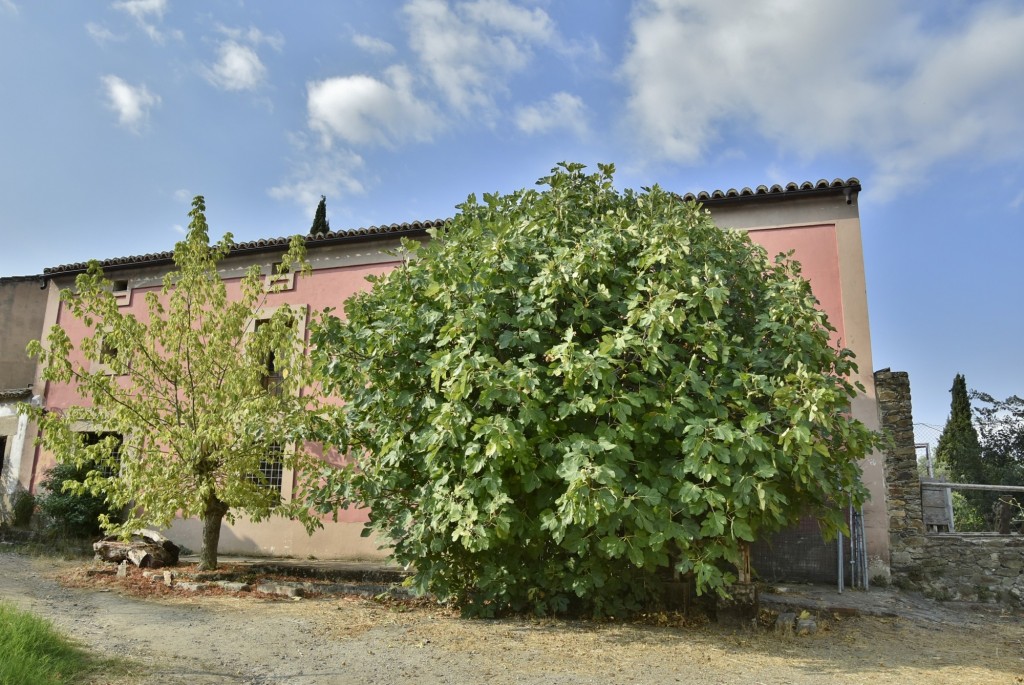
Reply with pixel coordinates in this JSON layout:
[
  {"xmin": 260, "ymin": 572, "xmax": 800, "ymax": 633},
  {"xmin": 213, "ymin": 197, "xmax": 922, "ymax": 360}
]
[{"xmin": 1, "ymin": 552, "xmax": 1022, "ymax": 684}]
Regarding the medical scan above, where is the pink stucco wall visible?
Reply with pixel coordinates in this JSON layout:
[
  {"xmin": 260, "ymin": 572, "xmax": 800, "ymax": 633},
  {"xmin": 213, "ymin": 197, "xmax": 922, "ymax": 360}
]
[
  {"xmin": 746, "ymin": 224, "xmax": 845, "ymax": 345},
  {"xmin": 33, "ymin": 219, "xmax": 868, "ymax": 560},
  {"xmin": 35, "ymin": 260, "xmax": 402, "ymax": 527}
]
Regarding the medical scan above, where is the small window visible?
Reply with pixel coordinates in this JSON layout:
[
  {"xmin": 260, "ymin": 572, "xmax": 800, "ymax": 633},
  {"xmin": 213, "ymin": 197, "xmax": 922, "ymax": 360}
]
[
  {"xmin": 109, "ymin": 279, "xmax": 131, "ymax": 306},
  {"xmin": 0, "ymin": 435, "xmax": 7, "ymax": 480},
  {"xmin": 80, "ymin": 432, "xmax": 122, "ymax": 478},
  {"xmin": 265, "ymin": 260, "xmax": 295, "ymax": 291},
  {"xmin": 254, "ymin": 319, "xmax": 285, "ymax": 395},
  {"xmin": 251, "ymin": 443, "xmax": 284, "ymax": 494},
  {"xmin": 100, "ymin": 337, "xmax": 118, "ymax": 364}
]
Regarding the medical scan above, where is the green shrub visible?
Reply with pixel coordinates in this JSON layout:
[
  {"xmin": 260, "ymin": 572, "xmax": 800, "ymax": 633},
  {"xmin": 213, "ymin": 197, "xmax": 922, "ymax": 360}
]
[
  {"xmin": 951, "ymin": 491, "xmax": 986, "ymax": 532},
  {"xmin": 36, "ymin": 462, "xmax": 120, "ymax": 539},
  {"xmin": 11, "ymin": 489, "xmax": 35, "ymax": 528}
]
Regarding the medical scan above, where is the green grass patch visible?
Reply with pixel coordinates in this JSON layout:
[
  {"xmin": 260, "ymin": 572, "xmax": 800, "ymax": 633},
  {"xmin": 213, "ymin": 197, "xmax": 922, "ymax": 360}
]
[{"xmin": 0, "ymin": 600, "xmax": 127, "ymax": 685}]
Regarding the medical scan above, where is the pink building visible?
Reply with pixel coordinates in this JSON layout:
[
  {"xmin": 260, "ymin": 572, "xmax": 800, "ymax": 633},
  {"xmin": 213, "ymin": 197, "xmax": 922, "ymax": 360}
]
[{"xmin": 14, "ymin": 178, "xmax": 885, "ymax": 579}]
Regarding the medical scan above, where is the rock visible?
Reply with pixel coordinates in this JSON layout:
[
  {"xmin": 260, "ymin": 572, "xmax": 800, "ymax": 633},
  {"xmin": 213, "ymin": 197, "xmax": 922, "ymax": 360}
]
[
  {"xmin": 94, "ymin": 529, "xmax": 180, "ymax": 568},
  {"xmin": 215, "ymin": 581, "xmax": 252, "ymax": 592},
  {"xmin": 775, "ymin": 612, "xmax": 796, "ymax": 636},
  {"xmin": 163, "ymin": 571, "xmax": 175, "ymax": 587},
  {"xmin": 256, "ymin": 583, "xmax": 305, "ymax": 598},
  {"xmin": 116, "ymin": 561, "xmax": 128, "ymax": 578},
  {"xmin": 176, "ymin": 582, "xmax": 207, "ymax": 592},
  {"xmin": 796, "ymin": 617, "xmax": 817, "ymax": 636}
]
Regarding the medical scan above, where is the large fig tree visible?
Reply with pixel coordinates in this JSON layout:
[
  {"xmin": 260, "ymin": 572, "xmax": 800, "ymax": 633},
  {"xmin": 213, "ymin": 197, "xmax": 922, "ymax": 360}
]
[{"xmin": 310, "ymin": 163, "xmax": 881, "ymax": 616}]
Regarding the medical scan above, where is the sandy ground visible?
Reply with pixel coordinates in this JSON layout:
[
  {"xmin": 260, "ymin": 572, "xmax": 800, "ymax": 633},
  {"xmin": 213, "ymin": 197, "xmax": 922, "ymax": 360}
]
[{"xmin": 1, "ymin": 552, "xmax": 1022, "ymax": 685}]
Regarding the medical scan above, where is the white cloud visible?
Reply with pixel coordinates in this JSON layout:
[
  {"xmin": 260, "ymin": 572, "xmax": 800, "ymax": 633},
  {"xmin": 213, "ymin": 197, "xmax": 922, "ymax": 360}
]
[
  {"xmin": 203, "ymin": 41, "xmax": 266, "ymax": 91},
  {"xmin": 215, "ymin": 24, "xmax": 284, "ymax": 51},
  {"xmin": 172, "ymin": 224, "xmax": 186, "ymax": 235},
  {"xmin": 1, "ymin": 0, "xmax": 19, "ymax": 15},
  {"xmin": 402, "ymin": 0, "xmax": 557, "ymax": 115},
  {"xmin": 173, "ymin": 189, "xmax": 192, "ymax": 203},
  {"xmin": 515, "ymin": 92, "xmax": 588, "ymax": 137},
  {"xmin": 86, "ymin": 22, "xmax": 124, "ymax": 44},
  {"xmin": 112, "ymin": 0, "xmax": 182, "ymax": 43},
  {"xmin": 101, "ymin": 75, "xmax": 160, "ymax": 132},
  {"xmin": 353, "ymin": 33, "xmax": 395, "ymax": 55},
  {"xmin": 1011, "ymin": 190, "xmax": 1024, "ymax": 211},
  {"xmin": 307, "ymin": 66, "xmax": 443, "ymax": 147},
  {"xmin": 269, "ymin": 147, "xmax": 367, "ymax": 208},
  {"xmin": 621, "ymin": 0, "xmax": 1024, "ymax": 198}
]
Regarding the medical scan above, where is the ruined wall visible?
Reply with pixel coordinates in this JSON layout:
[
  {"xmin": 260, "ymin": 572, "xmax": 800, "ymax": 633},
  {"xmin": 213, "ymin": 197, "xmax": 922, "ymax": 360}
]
[
  {"xmin": 875, "ymin": 368, "xmax": 1023, "ymax": 605},
  {"xmin": 915, "ymin": 535, "xmax": 1024, "ymax": 603}
]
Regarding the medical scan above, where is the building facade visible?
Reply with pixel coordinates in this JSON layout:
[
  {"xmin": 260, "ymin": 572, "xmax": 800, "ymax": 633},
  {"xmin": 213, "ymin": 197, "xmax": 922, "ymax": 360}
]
[
  {"xmin": 12, "ymin": 178, "xmax": 886, "ymax": 571},
  {"xmin": 0, "ymin": 276, "xmax": 49, "ymax": 514}
]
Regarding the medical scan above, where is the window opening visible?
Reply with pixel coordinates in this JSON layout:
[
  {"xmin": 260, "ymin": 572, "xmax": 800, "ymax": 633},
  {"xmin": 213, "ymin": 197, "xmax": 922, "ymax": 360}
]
[
  {"xmin": 251, "ymin": 443, "xmax": 284, "ymax": 494},
  {"xmin": 80, "ymin": 432, "xmax": 122, "ymax": 477}
]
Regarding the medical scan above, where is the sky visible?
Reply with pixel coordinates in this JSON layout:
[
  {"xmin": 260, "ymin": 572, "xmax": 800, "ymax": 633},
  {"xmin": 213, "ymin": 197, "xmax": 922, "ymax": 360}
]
[{"xmin": 1, "ymin": 0, "xmax": 1023, "ymax": 437}]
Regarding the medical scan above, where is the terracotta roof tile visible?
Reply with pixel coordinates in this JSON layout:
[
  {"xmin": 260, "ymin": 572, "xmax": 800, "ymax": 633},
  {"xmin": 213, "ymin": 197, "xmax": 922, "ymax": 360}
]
[
  {"xmin": 41, "ymin": 177, "xmax": 859, "ymax": 277},
  {"xmin": 43, "ymin": 219, "xmax": 448, "ymax": 276},
  {"xmin": 681, "ymin": 177, "xmax": 860, "ymax": 204}
]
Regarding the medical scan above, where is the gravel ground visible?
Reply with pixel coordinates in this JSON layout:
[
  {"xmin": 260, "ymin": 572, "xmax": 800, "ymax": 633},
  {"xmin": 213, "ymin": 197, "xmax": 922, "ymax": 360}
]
[{"xmin": 1, "ymin": 551, "xmax": 1022, "ymax": 684}]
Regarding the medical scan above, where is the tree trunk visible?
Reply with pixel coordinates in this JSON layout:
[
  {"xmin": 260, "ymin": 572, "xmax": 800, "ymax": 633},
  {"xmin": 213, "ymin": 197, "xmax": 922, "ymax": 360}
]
[{"xmin": 199, "ymin": 495, "xmax": 228, "ymax": 571}]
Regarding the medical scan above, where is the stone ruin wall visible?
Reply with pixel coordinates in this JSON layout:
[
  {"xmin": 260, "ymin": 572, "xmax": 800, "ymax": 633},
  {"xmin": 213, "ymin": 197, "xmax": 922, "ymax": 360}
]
[{"xmin": 874, "ymin": 369, "xmax": 1023, "ymax": 605}]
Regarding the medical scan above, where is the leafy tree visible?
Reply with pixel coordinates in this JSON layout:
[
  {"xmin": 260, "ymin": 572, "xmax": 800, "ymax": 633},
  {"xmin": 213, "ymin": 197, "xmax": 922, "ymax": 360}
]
[
  {"xmin": 309, "ymin": 163, "xmax": 882, "ymax": 617},
  {"xmin": 309, "ymin": 195, "xmax": 330, "ymax": 236},
  {"xmin": 26, "ymin": 197, "xmax": 323, "ymax": 570},
  {"xmin": 971, "ymin": 391, "xmax": 1024, "ymax": 532},
  {"xmin": 971, "ymin": 391, "xmax": 1024, "ymax": 486},
  {"xmin": 935, "ymin": 374, "xmax": 984, "ymax": 484}
]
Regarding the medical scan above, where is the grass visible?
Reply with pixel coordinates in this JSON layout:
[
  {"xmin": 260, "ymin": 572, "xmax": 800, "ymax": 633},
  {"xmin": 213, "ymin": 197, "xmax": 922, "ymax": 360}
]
[{"xmin": 0, "ymin": 600, "xmax": 126, "ymax": 685}]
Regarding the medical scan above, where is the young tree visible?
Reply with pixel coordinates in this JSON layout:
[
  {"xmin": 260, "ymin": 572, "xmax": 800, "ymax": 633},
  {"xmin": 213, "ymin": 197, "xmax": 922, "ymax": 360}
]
[
  {"xmin": 308, "ymin": 163, "xmax": 882, "ymax": 617},
  {"xmin": 309, "ymin": 195, "xmax": 330, "ymax": 236},
  {"xmin": 26, "ymin": 197, "xmax": 323, "ymax": 570},
  {"xmin": 935, "ymin": 374, "xmax": 984, "ymax": 484}
]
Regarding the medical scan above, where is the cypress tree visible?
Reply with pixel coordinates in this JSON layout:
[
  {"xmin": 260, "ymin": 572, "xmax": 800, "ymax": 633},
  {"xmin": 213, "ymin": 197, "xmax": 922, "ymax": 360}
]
[
  {"xmin": 309, "ymin": 195, "xmax": 330, "ymax": 236},
  {"xmin": 935, "ymin": 374, "xmax": 984, "ymax": 484}
]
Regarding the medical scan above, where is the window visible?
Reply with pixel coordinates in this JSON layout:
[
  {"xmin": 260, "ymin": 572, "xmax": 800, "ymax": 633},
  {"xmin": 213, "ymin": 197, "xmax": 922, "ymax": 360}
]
[
  {"xmin": 0, "ymin": 435, "xmax": 7, "ymax": 480},
  {"xmin": 264, "ymin": 260, "xmax": 295, "ymax": 291},
  {"xmin": 251, "ymin": 443, "xmax": 284, "ymax": 494},
  {"xmin": 91, "ymin": 331, "xmax": 124, "ymax": 375},
  {"xmin": 108, "ymin": 278, "xmax": 132, "ymax": 306},
  {"xmin": 254, "ymin": 318, "xmax": 285, "ymax": 395},
  {"xmin": 80, "ymin": 432, "xmax": 122, "ymax": 477}
]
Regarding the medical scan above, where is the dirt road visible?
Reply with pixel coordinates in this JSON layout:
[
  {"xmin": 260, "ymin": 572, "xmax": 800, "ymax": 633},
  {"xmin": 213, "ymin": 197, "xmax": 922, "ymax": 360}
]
[{"xmin": 1, "ymin": 552, "xmax": 1021, "ymax": 684}]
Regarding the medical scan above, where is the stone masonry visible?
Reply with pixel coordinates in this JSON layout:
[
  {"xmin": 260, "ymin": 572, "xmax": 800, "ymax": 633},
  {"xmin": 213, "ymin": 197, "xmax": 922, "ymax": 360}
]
[{"xmin": 874, "ymin": 368, "xmax": 1024, "ymax": 605}]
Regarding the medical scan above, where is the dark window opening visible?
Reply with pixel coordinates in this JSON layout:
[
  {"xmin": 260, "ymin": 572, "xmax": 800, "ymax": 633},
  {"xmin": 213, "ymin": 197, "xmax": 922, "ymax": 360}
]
[
  {"xmin": 250, "ymin": 443, "xmax": 284, "ymax": 494},
  {"xmin": 99, "ymin": 337, "xmax": 118, "ymax": 365},
  {"xmin": 111, "ymin": 279, "xmax": 129, "ymax": 293},
  {"xmin": 80, "ymin": 432, "xmax": 122, "ymax": 478},
  {"xmin": 0, "ymin": 435, "xmax": 7, "ymax": 479},
  {"xmin": 255, "ymin": 318, "xmax": 289, "ymax": 395}
]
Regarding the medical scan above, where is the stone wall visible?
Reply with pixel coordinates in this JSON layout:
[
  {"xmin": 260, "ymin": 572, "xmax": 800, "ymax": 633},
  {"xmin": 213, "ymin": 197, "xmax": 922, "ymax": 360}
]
[
  {"xmin": 915, "ymin": 535, "xmax": 1024, "ymax": 603},
  {"xmin": 874, "ymin": 368, "xmax": 1023, "ymax": 606},
  {"xmin": 874, "ymin": 369, "xmax": 924, "ymax": 578}
]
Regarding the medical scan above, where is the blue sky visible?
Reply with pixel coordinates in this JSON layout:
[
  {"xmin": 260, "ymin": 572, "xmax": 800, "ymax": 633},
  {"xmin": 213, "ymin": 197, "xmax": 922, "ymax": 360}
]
[{"xmin": 1, "ymin": 1, "xmax": 1023, "ymax": 434}]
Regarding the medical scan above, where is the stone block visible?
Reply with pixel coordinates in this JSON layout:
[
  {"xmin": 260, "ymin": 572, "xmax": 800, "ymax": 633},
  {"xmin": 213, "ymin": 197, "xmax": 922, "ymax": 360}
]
[
  {"xmin": 796, "ymin": 617, "xmax": 817, "ymax": 636},
  {"xmin": 774, "ymin": 612, "xmax": 796, "ymax": 636}
]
